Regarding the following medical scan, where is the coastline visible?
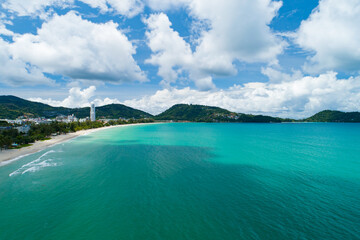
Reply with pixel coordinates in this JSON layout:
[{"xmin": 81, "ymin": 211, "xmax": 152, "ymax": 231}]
[{"xmin": 0, "ymin": 123, "xmax": 154, "ymax": 166}]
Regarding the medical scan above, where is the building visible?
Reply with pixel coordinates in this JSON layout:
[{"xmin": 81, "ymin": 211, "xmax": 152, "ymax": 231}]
[
  {"xmin": 16, "ymin": 125, "xmax": 30, "ymax": 134},
  {"xmin": 56, "ymin": 115, "xmax": 67, "ymax": 122},
  {"xmin": 67, "ymin": 114, "xmax": 78, "ymax": 123},
  {"xmin": 79, "ymin": 117, "xmax": 89, "ymax": 123},
  {"xmin": 15, "ymin": 119, "xmax": 23, "ymax": 125},
  {"xmin": 90, "ymin": 104, "xmax": 96, "ymax": 121}
]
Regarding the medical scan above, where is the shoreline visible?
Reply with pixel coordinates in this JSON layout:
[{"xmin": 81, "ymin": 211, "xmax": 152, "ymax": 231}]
[{"xmin": 0, "ymin": 123, "xmax": 154, "ymax": 166}]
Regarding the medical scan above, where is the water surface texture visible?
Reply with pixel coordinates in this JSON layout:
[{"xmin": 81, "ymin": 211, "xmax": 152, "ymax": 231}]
[{"xmin": 0, "ymin": 123, "xmax": 359, "ymax": 239}]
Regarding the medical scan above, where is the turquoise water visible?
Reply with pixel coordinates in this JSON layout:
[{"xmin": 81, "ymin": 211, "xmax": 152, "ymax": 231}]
[{"xmin": 0, "ymin": 123, "xmax": 359, "ymax": 240}]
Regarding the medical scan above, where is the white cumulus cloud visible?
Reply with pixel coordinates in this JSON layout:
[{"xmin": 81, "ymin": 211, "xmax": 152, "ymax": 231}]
[
  {"xmin": 296, "ymin": 0, "xmax": 360, "ymax": 73},
  {"xmin": 0, "ymin": 38, "xmax": 54, "ymax": 86},
  {"xmin": 29, "ymin": 86, "xmax": 121, "ymax": 108},
  {"xmin": 190, "ymin": 0, "xmax": 285, "ymax": 64},
  {"xmin": 144, "ymin": 0, "xmax": 286, "ymax": 90},
  {"xmin": 144, "ymin": 13, "xmax": 195, "ymax": 88},
  {"xmin": 9, "ymin": 11, "xmax": 146, "ymax": 84}
]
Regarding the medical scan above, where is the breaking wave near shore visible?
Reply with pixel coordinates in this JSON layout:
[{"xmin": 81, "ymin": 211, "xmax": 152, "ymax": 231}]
[{"xmin": 9, "ymin": 150, "xmax": 61, "ymax": 177}]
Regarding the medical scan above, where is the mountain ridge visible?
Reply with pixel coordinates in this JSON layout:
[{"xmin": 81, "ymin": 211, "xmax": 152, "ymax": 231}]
[
  {"xmin": 155, "ymin": 104, "xmax": 287, "ymax": 123},
  {"xmin": 0, "ymin": 95, "xmax": 152, "ymax": 119},
  {"xmin": 1, "ymin": 95, "xmax": 360, "ymax": 122}
]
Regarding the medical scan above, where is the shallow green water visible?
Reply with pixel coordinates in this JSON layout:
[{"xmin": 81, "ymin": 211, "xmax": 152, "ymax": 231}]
[{"xmin": 0, "ymin": 123, "xmax": 359, "ymax": 240}]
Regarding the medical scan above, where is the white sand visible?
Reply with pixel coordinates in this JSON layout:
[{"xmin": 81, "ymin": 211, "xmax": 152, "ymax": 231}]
[{"xmin": 0, "ymin": 123, "xmax": 153, "ymax": 166}]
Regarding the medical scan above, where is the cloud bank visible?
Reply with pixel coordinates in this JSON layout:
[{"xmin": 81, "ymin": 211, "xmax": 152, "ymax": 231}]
[
  {"xmin": 124, "ymin": 72, "xmax": 360, "ymax": 118},
  {"xmin": 31, "ymin": 72, "xmax": 360, "ymax": 118}
]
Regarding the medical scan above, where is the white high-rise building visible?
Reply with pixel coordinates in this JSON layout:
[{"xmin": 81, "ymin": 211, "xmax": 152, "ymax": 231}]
[{"xmin": 90, "ymin": 104, "xmax": 96, "ymax": 121}]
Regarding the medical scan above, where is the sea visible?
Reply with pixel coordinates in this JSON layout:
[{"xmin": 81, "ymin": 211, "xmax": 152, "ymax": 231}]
[{"xmin": 0, "ymin": 123, "xmax": 359, "ymax": 240}]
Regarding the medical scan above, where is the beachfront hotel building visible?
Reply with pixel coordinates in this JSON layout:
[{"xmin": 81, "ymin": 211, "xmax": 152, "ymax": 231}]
[{"xmin": 90, "ymin": 104, "xmax": 96, "ymax": 121}]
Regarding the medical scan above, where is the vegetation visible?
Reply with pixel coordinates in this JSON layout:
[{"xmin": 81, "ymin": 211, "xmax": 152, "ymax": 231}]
[
  {"xmin": 156, "ymin": 105, "xmax": 360, "ymax": 123},
  {"xmin": 0, "ymin": 95, "xmax": 70, "ymax": 119},
  {"xmin": 0, "ymin": 118, "xmax": 155, "ymax": 150},
  {"xmin": 2, "ymin": 96, "xmax": 360, "ymax": 125},
  {"xmin": 90, "ymin": 104, "xmax": 151, "ymax": 119},
  {"xmin": 0, "ymin": 96, "xmax": 152, "ymax": 119},
  {"xmin": 155, "ymin": 104, "xmax": 231, "ymax": 121},
  {"xmin": 304, "ymin": 110, "xmax": 360, "ymax": 122},
  {"xmin": 155, "ymin": 104, "xmax": 288, "ymax": 123},
  {"xmin": 0, "ymin": 121, "xmax": 11, "ymax": 127}
]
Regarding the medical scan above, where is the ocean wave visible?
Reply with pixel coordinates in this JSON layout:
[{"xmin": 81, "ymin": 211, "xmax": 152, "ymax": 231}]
[
  {"xmin": 9, "ymin": 150, "xmax": 59, "ymax": 177},
  {"xmin": 21, "ymin": 159, "xmax": 59, "ymax": 175},
  {"xmin": 0, "ymin": 153, "xmax": 32, "ymax": 167}
]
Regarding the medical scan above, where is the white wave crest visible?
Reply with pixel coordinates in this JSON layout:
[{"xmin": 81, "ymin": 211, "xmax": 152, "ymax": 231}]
[{"xmin": 9, "ymin": 150, "xmax": 59, "ymax": 177}]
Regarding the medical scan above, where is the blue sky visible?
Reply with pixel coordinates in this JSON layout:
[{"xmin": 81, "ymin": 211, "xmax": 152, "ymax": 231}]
[{"xmin": 0, "ymin": 0, "xmax": 359, "ymax": 118}]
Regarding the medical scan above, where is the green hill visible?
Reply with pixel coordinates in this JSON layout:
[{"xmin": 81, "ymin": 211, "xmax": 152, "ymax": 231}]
[
  {"xmin": 0, "ymin": 96, "xmax": 152, "ymax": 119},
  {"xmin": 155, "ymin": 104, "xmax": 231, "ymax": 121},
  {"xmin": 0, "ymin": 95, "xmax": 70, "ymax": 119},
  {"xmin": 305, "ymin": 110, "xmax": 360, "ymax": 122},
  {"xmin": 155, "ymin": 104, "xmax": 285, "ymax": 123},
  {"xmin": 95, "ymin": 104, "xmax": 152, "ymax": 119},
  {"xmin": 3, "ymin": 96, "xmax": 360, "ymax": 123}
]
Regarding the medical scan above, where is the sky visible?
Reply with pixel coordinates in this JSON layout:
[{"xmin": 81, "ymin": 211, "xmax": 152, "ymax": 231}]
[{"xmin": 0, "ymin": 0, "xmax": 360, "ymax": 118}]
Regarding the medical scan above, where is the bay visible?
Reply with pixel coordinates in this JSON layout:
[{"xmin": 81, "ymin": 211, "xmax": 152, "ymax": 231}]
[{"xmin": 0, "ymin": 123, "xmax": 359, "ymax": 240}]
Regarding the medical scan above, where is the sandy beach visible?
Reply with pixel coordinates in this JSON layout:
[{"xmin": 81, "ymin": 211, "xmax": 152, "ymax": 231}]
[{"xmin": 0, "ymin": 123, "xmax": 151, "ymax": 166}]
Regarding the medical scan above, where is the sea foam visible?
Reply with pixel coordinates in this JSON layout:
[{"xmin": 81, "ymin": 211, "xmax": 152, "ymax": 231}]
[{"xmin": 9, "ymin": 150, "xmax": 59, "ymax": 177}]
